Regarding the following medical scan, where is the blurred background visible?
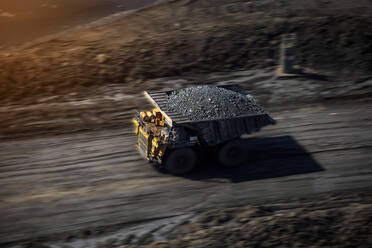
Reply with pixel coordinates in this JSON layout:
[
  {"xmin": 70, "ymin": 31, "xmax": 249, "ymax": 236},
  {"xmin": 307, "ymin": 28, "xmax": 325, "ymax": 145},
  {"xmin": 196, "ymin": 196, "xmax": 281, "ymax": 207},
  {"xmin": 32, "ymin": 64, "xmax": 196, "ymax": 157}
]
[{"xmin": 0, "ymin": 0, "xmax": 156, "ymax": 48}]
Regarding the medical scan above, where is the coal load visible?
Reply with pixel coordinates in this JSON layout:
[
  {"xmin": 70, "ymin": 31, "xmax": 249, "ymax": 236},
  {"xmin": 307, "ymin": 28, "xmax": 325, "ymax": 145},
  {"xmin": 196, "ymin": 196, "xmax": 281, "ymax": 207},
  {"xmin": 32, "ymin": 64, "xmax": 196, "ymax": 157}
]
[{"xmin": 167, "ymin": 85, "xmax": 265, "ymax": 121}]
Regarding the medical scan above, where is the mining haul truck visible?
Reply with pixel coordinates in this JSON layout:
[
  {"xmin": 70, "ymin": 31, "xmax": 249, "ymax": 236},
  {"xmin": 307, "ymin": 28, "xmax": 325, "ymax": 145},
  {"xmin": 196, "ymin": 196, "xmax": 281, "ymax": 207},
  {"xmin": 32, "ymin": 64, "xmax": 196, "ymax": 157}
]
[{"xmin": 132, "ymin": 85, "xmax": 275, "ymax": 174}]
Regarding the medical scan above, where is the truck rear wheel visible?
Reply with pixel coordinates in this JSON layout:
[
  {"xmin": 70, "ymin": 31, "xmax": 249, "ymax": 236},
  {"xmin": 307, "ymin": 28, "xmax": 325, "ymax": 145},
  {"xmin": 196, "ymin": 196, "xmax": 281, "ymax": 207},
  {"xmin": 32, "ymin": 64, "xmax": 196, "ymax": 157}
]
[
  {"xmin": 219, "ymin": 139, "xmax": 246, "ymax": 167},
  {"xmin": 164, "ymin": 148, "xmax": 197, "ymax": 175}
]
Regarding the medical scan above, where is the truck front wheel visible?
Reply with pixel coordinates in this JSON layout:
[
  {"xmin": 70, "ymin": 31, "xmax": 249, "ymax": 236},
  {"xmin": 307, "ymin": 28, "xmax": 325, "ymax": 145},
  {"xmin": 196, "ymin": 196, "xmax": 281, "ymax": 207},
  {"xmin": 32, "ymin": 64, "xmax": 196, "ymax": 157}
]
[
  {"xmin": 164, "ymin": 148, "xmax": 197, "ymax": 175},
  {"xmin": 219, "ymin": 139, "xmax": 246, "ymax": 167}
]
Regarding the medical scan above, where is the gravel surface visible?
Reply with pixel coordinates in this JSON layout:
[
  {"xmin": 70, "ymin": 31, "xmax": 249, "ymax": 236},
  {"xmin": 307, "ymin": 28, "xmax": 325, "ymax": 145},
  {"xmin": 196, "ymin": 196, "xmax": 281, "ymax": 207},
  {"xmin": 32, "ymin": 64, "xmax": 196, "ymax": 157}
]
[{"xmin": 166, "ymin": 86, "xmax": 264, "ymax": 121}]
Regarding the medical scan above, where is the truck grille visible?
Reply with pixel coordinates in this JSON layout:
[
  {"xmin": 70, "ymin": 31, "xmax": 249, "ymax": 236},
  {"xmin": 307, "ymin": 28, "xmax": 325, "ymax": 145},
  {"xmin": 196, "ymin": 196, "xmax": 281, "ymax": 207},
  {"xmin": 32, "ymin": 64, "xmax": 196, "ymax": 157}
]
[
  {"xmin": 139, "ymin": 131, "xmax": 147, "ymax": 145},
  {"xmin": 138, "ymin": 131, "xmax": 148, "ymax": 157},
  {"xmin": 138, "ymin": 142, "xmax": 147, "ymax": 157}
]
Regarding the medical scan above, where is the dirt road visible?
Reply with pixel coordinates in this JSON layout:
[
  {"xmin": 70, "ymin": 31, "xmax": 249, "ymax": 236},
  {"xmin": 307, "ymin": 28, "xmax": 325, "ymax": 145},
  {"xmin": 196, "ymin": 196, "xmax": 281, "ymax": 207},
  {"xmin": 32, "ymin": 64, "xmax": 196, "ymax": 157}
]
[{"xmin": 1, "ymin": 103, "xmax": 371, "ymax": 246}]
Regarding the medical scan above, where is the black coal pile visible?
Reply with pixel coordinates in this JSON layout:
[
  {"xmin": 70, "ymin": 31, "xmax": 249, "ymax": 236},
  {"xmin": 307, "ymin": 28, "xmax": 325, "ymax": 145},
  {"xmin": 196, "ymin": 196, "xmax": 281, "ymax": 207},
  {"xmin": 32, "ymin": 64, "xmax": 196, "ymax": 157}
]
[{"xmin": 167, "ymin": 86, "xmax": 264, "ymax": 121}]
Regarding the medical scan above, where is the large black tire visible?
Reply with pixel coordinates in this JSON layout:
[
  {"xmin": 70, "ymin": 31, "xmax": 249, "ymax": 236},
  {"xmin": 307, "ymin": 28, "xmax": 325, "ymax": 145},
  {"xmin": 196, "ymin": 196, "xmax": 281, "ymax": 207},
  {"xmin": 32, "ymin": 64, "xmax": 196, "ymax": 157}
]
[
  {"xmin": 164, "ymin": 148, "xmax": 197, "ymax": 175},
  {"xmin": 218, "ymin": 139, "xmax": 246, "ymax": 167}
]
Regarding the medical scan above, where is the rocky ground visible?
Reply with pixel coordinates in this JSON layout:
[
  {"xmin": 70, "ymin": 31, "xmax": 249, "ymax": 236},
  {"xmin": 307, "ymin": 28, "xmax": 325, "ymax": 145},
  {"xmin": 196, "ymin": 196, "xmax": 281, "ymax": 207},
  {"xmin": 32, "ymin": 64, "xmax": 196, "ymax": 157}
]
[
  {"xmin": 122, "ymin": 191, "xmax": 372, "ymax": 248},
  {"xmin": 1, "ymin": 0, "xmax": 372, "ymax": 247}
]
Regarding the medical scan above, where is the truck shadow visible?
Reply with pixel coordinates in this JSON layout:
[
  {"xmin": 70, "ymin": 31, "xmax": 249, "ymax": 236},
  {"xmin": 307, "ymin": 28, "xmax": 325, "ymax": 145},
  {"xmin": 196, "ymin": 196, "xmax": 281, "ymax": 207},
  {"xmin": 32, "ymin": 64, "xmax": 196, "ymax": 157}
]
[{"xmin": 184, "ymin": 136, "xmax": 324, "ymax": 183}]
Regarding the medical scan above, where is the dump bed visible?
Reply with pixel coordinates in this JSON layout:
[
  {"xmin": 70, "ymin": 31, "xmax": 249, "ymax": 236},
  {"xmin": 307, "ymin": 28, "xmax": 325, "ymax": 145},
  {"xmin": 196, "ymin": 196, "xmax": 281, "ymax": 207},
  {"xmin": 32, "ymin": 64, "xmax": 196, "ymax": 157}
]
[{"xmin": 145, "ymin": 85, "xmax": 275, "ymax": 146}]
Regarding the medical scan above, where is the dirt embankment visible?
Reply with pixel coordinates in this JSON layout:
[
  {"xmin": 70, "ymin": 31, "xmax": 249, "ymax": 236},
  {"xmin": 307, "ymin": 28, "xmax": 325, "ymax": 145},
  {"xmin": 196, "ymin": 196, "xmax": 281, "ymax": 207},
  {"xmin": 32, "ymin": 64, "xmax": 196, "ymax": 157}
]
[
  {"xmin": 22, "ymin": 191, "xmax": 372, "ymax": 248},
  {"xmin": 126, "ymin": 193, "xmax": 372, "ymax": 248},
  {"xmin": 1, "ymin": 0, "xmax": 372, "ymax": 139},
  {"xmin": 1, "ymin": 0, "xmax": 372, "ymax": 106}
]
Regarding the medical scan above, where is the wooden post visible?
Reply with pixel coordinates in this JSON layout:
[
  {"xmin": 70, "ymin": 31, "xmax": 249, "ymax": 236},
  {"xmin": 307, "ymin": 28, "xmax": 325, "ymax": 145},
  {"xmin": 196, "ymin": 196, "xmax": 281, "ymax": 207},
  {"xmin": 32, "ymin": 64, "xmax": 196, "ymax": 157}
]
[{"xmin": 279, "ymin": 33, "xmax": 296, "ymax": 74}]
